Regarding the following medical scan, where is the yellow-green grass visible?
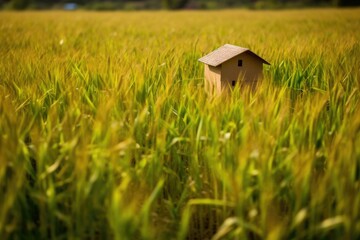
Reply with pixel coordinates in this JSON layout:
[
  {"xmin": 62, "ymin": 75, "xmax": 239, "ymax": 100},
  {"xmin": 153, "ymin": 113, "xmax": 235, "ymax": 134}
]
[{"xmin": 0, "ymin": 8, "xmax": 359, "ymax": 239}]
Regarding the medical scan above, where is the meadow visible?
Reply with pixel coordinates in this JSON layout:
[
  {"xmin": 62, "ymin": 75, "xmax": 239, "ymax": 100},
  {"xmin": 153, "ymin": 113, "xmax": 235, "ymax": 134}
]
[{"xmin": 0, "ymin": 8, "xmax": 359, "ymax": 239}]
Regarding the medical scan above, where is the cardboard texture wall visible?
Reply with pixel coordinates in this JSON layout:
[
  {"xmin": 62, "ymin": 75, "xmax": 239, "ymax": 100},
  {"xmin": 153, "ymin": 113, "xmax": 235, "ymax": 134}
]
[{"xmin": 199, "ymin": 44, "xmax": 270, "ymax": 95}]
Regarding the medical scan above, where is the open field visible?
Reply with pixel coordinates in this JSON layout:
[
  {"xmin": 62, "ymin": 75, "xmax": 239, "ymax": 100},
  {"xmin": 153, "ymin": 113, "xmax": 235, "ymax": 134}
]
[{"xmin": 0, "ymin": 8, "xmax": 360, "ymax": 239}]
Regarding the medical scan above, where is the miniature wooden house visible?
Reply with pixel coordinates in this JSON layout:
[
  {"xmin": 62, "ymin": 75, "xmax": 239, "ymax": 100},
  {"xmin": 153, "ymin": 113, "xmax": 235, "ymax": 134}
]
[{"xmin": 198, "ymin": 44, "xmax": 270, "ymax": 94}]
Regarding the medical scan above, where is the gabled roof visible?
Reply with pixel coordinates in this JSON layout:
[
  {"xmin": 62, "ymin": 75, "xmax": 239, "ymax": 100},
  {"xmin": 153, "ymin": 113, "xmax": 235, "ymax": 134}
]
[{"xmin": 198, "ymin": 44, "xmax": 270, "ymax": 67}]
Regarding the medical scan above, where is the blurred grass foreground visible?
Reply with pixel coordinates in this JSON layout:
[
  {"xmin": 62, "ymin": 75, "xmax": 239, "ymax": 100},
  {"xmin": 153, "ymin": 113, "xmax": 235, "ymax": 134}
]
[{"xmin": 0, "ymin": 8, "xmax": 360, "ymax": 240}]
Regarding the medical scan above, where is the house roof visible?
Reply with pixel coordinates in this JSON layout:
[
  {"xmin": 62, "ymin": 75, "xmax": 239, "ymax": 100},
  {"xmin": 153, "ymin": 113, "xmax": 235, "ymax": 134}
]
[{"xmin": 198, "ymin": 44, "xmax": 270, "ymax": 67}]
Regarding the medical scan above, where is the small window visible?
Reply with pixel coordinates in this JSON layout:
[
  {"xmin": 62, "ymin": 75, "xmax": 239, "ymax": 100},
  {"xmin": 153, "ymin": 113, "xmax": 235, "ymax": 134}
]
[
  {"xmin": 232, "ymin": 80, "xmax": 236, "ymax": 87},
  {"xmin": 238, "ymin": 60, "xmax": 243, "ymax": 67}
]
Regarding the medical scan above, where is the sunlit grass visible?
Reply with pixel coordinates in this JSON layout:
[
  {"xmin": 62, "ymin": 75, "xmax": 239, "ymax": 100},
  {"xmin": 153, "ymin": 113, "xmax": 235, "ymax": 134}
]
[{"xmin": 0, "ymin": 8, "xmax": 359, "ymax": 239}]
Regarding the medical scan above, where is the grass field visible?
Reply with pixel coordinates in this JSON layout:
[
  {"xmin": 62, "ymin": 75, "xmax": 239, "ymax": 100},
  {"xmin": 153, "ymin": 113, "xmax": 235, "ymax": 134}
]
[{"xmin": 0, "ymin": 8, "xmax": 359, "ymax": 239}]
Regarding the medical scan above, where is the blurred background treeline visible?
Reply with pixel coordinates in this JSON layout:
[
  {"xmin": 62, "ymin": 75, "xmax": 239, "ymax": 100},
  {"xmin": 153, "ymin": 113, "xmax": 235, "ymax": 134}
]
[{"xmin": 0, "ymin": 0, "xmax": 359, "ymax": 10}]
